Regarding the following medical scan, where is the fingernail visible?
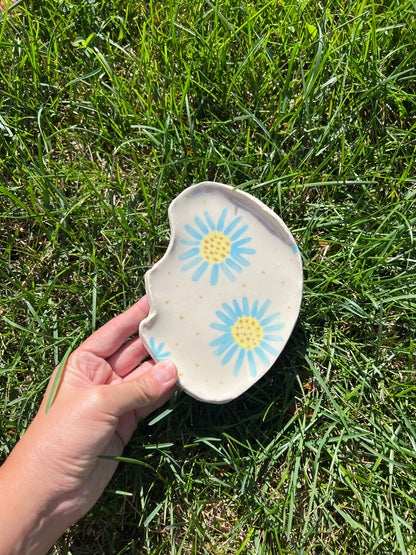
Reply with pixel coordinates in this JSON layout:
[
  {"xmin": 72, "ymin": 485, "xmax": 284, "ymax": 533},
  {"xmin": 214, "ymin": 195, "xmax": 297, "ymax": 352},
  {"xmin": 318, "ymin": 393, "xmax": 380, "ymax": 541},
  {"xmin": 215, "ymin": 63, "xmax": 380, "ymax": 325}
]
[{"xmin": 154, "ymin": 362, "xmax": 177, "ymax": 384}]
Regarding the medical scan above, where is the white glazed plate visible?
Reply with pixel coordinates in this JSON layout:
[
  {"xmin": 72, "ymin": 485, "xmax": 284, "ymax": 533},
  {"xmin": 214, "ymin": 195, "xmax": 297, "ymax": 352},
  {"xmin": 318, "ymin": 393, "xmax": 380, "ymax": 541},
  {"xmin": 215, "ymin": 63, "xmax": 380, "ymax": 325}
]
[{"xmin": 139, "ymin": 182, "xmax": 303, "ymax": 404}]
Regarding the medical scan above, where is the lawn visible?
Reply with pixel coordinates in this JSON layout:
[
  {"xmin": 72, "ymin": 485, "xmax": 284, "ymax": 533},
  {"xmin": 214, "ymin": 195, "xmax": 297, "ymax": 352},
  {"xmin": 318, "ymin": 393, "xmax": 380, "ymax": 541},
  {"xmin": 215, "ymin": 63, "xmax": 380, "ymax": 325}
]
[{"xmin": 1, "ymin": 0, "xmax": 416, "ymax": 553}]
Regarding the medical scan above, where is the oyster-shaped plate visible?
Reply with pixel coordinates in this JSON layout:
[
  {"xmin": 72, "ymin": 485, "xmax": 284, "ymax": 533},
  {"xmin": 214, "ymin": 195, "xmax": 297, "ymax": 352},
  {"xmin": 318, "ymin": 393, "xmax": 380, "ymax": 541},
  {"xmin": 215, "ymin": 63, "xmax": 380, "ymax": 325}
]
[{"xmin": 139, "ymin": 182, "xmax": 302, "ymax": 404}]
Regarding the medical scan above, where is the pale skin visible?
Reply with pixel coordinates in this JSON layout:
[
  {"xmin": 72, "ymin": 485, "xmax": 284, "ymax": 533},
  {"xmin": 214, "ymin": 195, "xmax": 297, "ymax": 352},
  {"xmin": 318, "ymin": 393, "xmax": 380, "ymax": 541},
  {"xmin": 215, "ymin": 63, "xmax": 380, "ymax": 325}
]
[{"xmin": 0, "ymin": 296, "xmax": 178, "ymax": 555}]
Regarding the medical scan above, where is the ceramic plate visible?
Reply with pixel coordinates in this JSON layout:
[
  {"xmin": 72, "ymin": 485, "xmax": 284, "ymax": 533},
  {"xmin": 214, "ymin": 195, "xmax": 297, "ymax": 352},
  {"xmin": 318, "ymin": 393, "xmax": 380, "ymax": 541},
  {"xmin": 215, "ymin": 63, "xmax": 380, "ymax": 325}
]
[{"xmin": 139, "ymin": 182, "xmax": 303, "ymax": 404}]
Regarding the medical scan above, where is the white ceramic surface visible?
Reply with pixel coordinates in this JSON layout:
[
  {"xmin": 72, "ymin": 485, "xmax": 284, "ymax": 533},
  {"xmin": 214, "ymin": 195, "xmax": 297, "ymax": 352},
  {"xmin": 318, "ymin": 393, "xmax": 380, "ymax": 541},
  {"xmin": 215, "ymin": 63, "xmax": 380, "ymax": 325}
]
[{"xmin": 139, "ymin": 182, "xmax": 303, "ymax": 404}]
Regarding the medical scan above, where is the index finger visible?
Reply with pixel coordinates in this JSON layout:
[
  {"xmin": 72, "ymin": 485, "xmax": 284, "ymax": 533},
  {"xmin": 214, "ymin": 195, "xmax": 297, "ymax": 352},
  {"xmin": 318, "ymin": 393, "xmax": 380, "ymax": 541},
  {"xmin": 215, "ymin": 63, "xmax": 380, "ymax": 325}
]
[{"xmin": 79, "ymin": 296, "xmax": 150, "ymax": 359}]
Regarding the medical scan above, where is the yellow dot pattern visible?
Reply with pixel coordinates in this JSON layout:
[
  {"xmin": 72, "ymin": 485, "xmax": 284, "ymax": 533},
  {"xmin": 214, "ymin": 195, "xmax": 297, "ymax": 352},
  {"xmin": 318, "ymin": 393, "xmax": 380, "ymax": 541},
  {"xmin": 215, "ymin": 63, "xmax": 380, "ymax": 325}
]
[
  {"xmin": 200, "ymin": 231, "xmax": 231, "ymax": 263},
  {"xmin": 231, "ymin": 317, "xmax": 263, "ymax": 350}
]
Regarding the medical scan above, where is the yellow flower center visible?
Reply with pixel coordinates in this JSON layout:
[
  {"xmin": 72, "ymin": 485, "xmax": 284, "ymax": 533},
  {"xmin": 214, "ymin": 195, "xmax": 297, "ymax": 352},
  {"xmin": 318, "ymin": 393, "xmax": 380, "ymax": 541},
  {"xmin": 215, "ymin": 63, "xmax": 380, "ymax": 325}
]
[
  {"xmin": 231, "ymin": 317, "xmax": 263, "ymax": 350},
  {"xmin": 200, "ymin": 231, "xmax": 231, "ymax": 263}
]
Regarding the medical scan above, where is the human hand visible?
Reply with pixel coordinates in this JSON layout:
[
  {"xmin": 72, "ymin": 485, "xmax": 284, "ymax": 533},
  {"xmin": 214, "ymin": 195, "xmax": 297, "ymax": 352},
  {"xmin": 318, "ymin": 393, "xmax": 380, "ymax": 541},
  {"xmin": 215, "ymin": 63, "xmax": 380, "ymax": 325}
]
[{"xmin": 0, "ymin": 296, "xmax": 178, "ymax": 555}]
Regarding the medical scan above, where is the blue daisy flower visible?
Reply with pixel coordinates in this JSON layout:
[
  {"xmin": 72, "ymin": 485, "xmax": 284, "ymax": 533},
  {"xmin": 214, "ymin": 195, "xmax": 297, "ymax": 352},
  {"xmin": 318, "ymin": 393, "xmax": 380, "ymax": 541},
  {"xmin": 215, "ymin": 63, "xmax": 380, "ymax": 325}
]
[
  {"xmin": 209, "ymin": 297, "xmax": 284, "ymax": 377},
  {"xmin": 178, "ymin": 208, "xmax": 255, "ymax": 285}
]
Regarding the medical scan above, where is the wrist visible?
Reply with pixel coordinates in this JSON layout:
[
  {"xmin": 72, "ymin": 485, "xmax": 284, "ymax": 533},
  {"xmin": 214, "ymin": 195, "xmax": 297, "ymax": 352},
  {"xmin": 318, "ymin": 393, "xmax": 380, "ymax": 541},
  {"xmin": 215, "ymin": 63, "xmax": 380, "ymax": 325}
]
[{"xmin": 0, "ymin": 420, "xmax": 81, "ymax": 555}]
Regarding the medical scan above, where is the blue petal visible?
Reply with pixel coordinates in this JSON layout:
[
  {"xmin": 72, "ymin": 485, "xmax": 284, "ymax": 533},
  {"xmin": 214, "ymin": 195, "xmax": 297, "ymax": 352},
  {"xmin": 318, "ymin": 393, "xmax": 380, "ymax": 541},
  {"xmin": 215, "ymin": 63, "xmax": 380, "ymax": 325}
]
[
  {"xmin": 159, "ymin": 350, "xmax": 171, "ymax": 360},
  {"xmin": 292, "ymin": 244, "xmax": 299, "ymax": 254},
  {"xmin": 263, "ymin": 323, "xmax": 284, "ymax": 332},
  {"xmin": 233, "ymin": 299, "xmax": 243, "ymax": 318},
  {"xmin": 256, "ymin": 299, "xmax": 271, "ymax": 320},
  {"xmin": 195, "ymin": 216, "xmax": 209, "ymax": 235},
  {"xmin": 179, "ymin": 247, "xmax": 200, "ymax": 261},
  {"xmin": 181, "ymin": 256, "xmax": 203, "ymax": 271},
  {"xmin": 263, "ymin": 334, "xmax": 284, "ymax": 342},
  {"xmin": 236, "ymin": 247, "xmax": 256, "ymax": 255},
  {"xmin": 210, "ymin": 322, "xmax": 231, "ymax": 332},
  {"xmin": 261, "ymin": 342, "xmax": 278, "ymax": 357},
  {"xmin": 185, "ymin": 224, "xmax": 203, "ymax": 240},
  {"xmin": 222, "ymin": 302, "xmax": 237, "ymax": 321},
  {"xmin": 216, "ymin": 310, "xmax": 235, "ymax": 326},
  {"xmin": 223, "ymin": 216, "xmax": 242, "ymax": 235},
  {"xmin": 204, "ymin": 211, "xmax": 216, "ymax": 231},
  {"xmin": 222, "ymin": 344, "xmax": 239, "ymax": 366},
  {"xmin": 220, "ymin": 262, "xmax": 235, "ymax": 282},
  {"xmin": 232, "ymin": 237, "xmax": 252, "ymax": 248},
  {"xmin": 214, "ymin": 336, "xmax": 235, "ymax": 356},
  {"xmin": 210, "ymin": 333, "xmax": 233, "ymax": 347},
  {"xmin": 230, "ymin": 224, "xmax": 248, "ymax": 242},
  {"xmin": 247, "ymin": 350, "xmax": 257, "ymax": 376},
  {"xmin": 181, "ymin": 239, "xmax": 200, "ymax": 246},
  {"xmin": 242, "ymin": 296, "xmax": 250, "ymax": 316},
  {"xmin": 233, "ymin": 349, "xmax": 245, "ymax": 376},
  {"xmin": 225, "ymin": 257, "xmax": 242, "ymax": 272},
  {"xmin": 192, "ymin": 261, "xmax": 209, "ymax": 281},
  {"xmin": 251, "ymin": 300, "xmax": 259, "ymax": 318},
  {"xmin": 254, "ymin": 346, "xmax": 269, "ymax": 365},
  {"xmin": 259, "ymin": 312, "xmax": 281, "ymax": 327},
  {"xmin": 217, "ymin": 208, "xmax": 227, "ymax": 231},
  {"xmin": 210, "ymin": 264, "xmax": 219, "ymax": 286},
  {"xmin": 149, "ymin": 338, "xmax": 171, "ymax": 361},
  {"xmin": 230, "ymin": 251, "xmax": 251, "ymax": 267}
]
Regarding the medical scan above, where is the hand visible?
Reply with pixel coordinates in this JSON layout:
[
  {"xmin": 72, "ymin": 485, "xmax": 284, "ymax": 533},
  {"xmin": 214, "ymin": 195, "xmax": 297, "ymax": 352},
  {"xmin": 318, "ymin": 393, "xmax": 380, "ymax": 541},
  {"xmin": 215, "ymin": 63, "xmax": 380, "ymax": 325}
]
[{"xmin": 0, "ymin": 296, "xmax": 178, "ymax": 555}]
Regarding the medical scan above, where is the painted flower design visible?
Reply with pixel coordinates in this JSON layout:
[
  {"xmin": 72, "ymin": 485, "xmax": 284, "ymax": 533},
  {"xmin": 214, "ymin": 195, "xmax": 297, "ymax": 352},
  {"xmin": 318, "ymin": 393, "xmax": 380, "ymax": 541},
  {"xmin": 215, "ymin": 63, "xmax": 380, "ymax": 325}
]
[
  {"xmin": 179, "ymin": 209, "xmax": 255, "ymax": 285},
  {"xmin": 149, "ymin": 337, "xmax": 171, "ymax": 361},
  {"xmin": 209, "ymin": 297, "xmax": 284, "ymax": 377}
]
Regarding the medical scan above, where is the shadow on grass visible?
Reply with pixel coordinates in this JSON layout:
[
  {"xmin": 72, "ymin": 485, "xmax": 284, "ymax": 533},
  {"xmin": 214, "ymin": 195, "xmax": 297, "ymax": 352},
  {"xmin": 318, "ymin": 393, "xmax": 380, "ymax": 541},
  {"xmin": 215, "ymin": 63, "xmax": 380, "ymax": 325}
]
[
  {"xmin": 165, "ymin": 320, "xmax": 310, "ymax": 442},
  {"xmin": 62, "ymin": 323, "xmax": 310, "ymax": 553}
]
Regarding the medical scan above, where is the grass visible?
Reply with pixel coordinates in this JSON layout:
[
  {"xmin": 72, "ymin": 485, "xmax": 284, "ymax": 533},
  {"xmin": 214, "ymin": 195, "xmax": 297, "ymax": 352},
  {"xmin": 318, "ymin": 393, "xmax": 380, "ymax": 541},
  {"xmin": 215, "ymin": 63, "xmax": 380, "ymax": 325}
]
[{"xmin": 1, "ymin": 0, "xmax": 416, "ymax": 552}]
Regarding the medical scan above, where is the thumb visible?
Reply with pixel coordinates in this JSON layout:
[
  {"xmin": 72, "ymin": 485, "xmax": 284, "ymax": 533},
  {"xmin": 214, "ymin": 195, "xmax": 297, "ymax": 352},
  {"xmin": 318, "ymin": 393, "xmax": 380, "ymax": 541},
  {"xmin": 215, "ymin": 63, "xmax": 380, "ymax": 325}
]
[{"xmin": 104, "ymin": 361, "xmax": 178, "ymax": 416}]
